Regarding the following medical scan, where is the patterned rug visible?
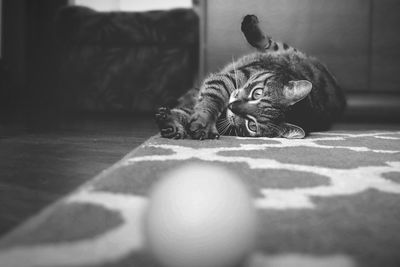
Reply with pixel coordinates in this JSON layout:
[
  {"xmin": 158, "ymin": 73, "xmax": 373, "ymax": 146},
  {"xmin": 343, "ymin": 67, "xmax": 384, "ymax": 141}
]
[{"xmin": 0, "ymin": 131, "xmax": 400, "ymax": 267}]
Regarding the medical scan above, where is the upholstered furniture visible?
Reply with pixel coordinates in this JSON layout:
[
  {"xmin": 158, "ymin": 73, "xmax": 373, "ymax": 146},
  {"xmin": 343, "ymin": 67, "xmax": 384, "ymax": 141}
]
[{"xmin": 55, "ymin": 6, "xmax": 198, "ymax": 112}]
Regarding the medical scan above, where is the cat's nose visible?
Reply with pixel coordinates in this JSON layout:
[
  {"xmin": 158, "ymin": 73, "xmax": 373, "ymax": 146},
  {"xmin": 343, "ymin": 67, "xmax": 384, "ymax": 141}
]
[{"xmin": 228, "ymin": 100, "xmax": 240, "ymax": 112}]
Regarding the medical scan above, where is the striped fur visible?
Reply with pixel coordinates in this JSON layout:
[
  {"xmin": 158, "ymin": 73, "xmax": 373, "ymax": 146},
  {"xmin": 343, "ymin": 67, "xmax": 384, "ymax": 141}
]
[{"xmin": 156, "ymin": 15, "xmax": 346, "ymax": 139}]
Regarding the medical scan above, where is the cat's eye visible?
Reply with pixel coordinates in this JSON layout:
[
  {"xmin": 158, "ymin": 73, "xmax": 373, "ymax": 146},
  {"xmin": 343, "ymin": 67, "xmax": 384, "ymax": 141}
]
[
  {"xmin": 246, "ymin": 120, "xmax": 257, "ymax": 133},
  {"xmin": 252, "ymin": 88, "xmax": 263, "ymax": 100}
]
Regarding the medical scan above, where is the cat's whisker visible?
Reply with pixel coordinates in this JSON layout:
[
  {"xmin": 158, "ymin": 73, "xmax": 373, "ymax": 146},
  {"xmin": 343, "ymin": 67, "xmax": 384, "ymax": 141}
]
[
  {"xmin": 223, "ymin": 121, "xmax": 231, "ymax": 129},
  {"xmin": 217, "ymin": 119, "xmax": 229, "ymax": 127},
  {"xmin": 219, "ymin": 126, "xmax": 227, "ymax": 135},
  {"xmin": 217, "ymin": 119, "xmax": 231, "ymax": 132},
  {"xmin": 232, "ymin": 56, "xmax": 239, "ymax": 90},
  {"xmin": 220, "ymin": 123, "xmax": 232, "ymax": 135},
  {"xmin": 216, "ymin": 119, "xmax": 228, "ymax": 134},
  {"xmin": 220, "ymin": 128, "xmax": 228, "ymax": 136},
  {"xmin": 220, "ymin": 125, "xmax": 229, "ymax": 134}
]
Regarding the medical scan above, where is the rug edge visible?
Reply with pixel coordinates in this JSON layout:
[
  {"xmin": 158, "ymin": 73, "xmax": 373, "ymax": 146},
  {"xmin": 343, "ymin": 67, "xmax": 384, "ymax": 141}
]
[{"xmin": 0, "ymin": 135, "xmax": 159, "ymax": 244}]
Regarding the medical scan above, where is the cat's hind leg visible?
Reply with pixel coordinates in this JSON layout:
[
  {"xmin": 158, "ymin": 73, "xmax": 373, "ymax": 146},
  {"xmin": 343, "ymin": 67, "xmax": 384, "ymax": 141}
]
[
  {"xmin": 155, "ymin": 107, "xmax": 190, "ymax": 139},
  {"xmin": 241, "ymin": 15, "xmax": 298, "ymax": 53}
]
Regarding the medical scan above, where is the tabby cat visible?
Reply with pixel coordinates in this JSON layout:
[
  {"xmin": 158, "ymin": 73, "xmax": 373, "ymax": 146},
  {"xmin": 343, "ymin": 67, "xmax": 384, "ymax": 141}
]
[{"xmin": 155, "ymin": 15, "xmax": 346, "ymax": 139}]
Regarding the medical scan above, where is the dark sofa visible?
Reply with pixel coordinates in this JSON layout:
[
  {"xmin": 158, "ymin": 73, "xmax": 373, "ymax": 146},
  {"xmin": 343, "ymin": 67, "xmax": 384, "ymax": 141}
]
[{"xmin": 54, "ymin": 6, "xmax": 199, "ymax": 113}]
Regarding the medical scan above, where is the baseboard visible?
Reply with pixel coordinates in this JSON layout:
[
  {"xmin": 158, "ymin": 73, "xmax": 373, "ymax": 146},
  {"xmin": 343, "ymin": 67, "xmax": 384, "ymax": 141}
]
[{"xmin": 343, "ymin": 93, "xmax": 400, "ymax": 122}]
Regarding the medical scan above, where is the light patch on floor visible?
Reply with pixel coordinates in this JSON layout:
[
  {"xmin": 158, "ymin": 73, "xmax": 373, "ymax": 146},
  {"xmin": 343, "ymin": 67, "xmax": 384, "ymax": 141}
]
[
  {"xmin": 247, "ymin": 252, "xmax": 356, "ymax": 267},
  {"xmin": 311, "ymin": 131, "xmax": 400, "ymax": 138}
]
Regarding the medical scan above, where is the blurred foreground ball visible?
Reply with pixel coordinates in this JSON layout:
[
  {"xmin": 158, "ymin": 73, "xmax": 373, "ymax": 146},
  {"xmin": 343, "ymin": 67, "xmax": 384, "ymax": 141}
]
[{"xmin": 144, "ymin": 163, "xmax": 257, "ymax": 267}]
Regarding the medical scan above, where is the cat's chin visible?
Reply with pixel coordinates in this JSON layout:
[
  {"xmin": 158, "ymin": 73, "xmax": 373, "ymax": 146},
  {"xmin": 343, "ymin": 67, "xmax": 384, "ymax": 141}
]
[{"xmin": 226, "ymin": 109, "xmax": 237, "ymax": 125}]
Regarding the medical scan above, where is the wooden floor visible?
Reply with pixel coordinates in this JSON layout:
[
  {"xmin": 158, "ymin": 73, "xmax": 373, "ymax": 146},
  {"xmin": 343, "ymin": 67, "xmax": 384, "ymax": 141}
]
[
  {"xmin": 0, "ymin": 115, "xmax": 399, "ymax": 238},
  {"xmin": 0, "ymin": 115, "xmax": 158, "ymax": 237}
]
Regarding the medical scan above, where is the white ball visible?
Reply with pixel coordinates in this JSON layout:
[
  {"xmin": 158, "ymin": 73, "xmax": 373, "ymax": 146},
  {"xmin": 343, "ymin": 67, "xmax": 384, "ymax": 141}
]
[{"xmin": 144, "ymin": 163, "xmax": 257, "ymax": 267}]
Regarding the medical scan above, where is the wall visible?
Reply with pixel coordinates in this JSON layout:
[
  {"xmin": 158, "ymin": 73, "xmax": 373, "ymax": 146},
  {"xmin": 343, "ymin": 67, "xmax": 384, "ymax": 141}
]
[
  {"xmin": 371, "ymin": 0, "xmax": 400, "ymax": 92},
  {"xmin": 2, "ymin": 0, "xmax": 27, "ymax": 89},
  {"xmin": 0, "ymin": 0, "xmax": 28, "ymax": 117},
  {"xmin": 0, "ymin": 0, "xmax": 2, "ymax": 58},
  {"xmin": 0, "ymin": 0, "xmax": 68, "ymax": 118}
]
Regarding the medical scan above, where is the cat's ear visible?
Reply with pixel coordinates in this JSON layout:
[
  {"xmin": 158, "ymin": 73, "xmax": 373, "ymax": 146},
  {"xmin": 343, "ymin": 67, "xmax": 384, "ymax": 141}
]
[
  {"xmin": 282, "ymin": 80, "xmax": 312, "ymax": 106},
  {"xmin": 279, "ymin": 123, "xmax": 305, "ymax": 139}
]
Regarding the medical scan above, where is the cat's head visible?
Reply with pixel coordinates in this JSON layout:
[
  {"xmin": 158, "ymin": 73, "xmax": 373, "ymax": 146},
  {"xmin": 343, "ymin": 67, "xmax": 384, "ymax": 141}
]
[{"xmin": 224, "ymin": 71, "xmax": 312, "ymax": 138}]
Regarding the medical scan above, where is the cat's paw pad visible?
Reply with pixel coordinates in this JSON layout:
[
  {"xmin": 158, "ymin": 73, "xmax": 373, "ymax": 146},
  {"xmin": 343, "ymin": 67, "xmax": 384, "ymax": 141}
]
[
  {"xmin": 242, "ymin": 15, "xmax": 259, "ymax": 29},
  {"xmin": 188, "ymin": 113, "xmax": 220, "ymax": 140},
  {"xmin": 241, "ymin": 15, "xmax": 270, "ymax": 49},
  {"xmin": 155, "ymin": 107, "xmax": 187, "ymax": 139}
]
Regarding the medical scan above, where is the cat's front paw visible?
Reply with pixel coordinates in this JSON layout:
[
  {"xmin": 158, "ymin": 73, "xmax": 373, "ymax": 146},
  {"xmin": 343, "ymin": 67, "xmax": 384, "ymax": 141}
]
[
  {"xmin": 155, "ymin": 107, "xmax": 187, "ymax": 139},
  {"xmin": 188, "ymin": 112, "xmax": 220, "ymax": 140}
]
